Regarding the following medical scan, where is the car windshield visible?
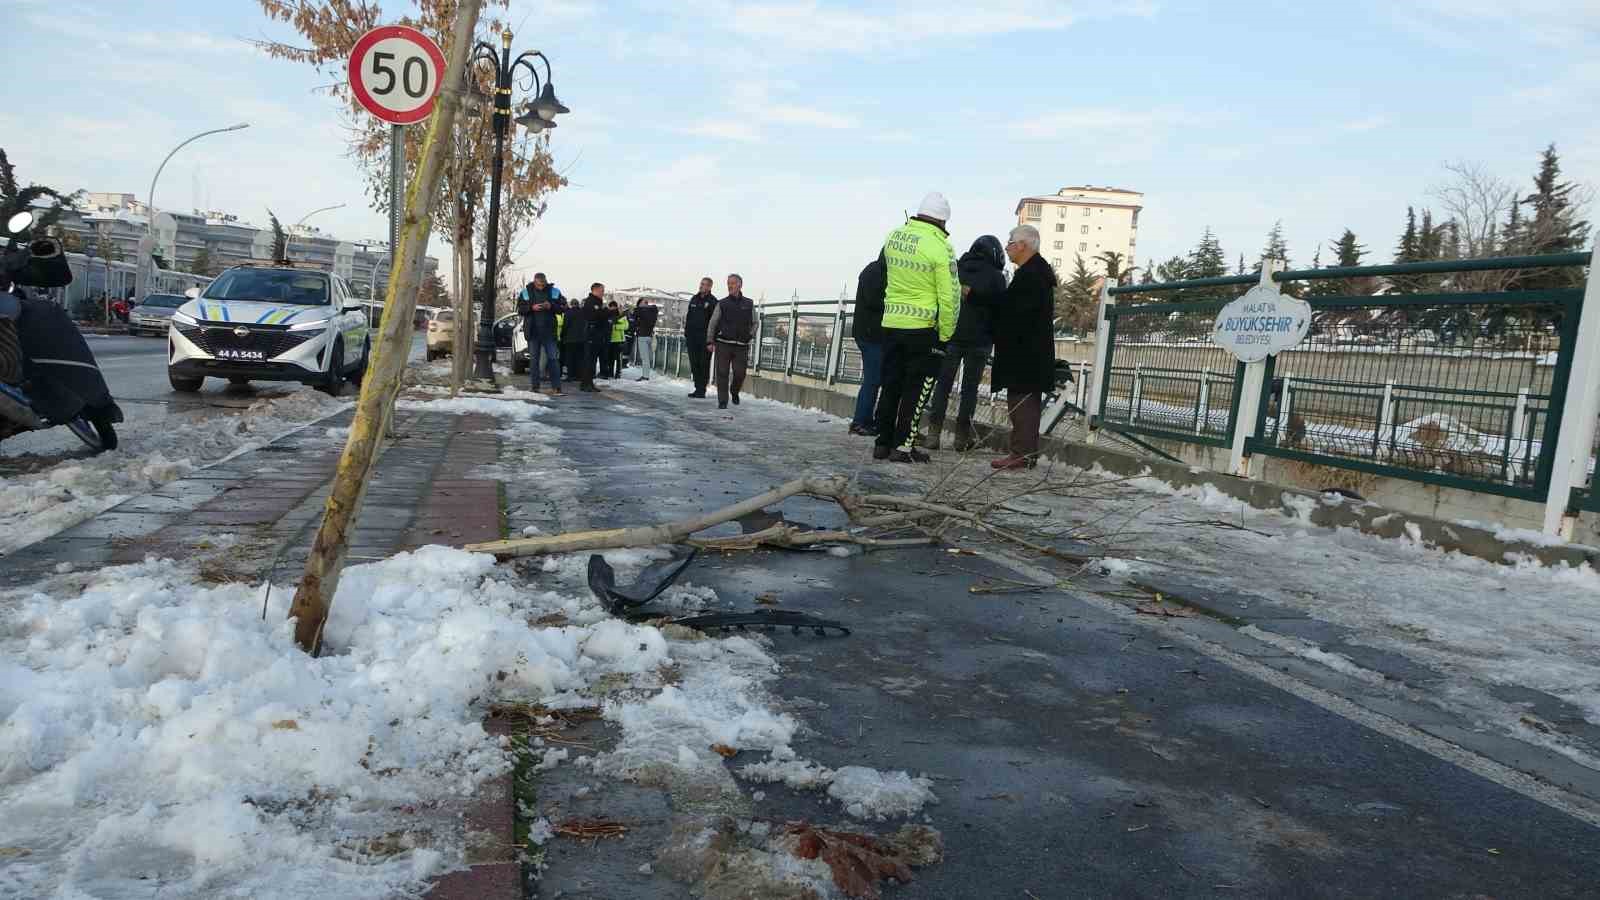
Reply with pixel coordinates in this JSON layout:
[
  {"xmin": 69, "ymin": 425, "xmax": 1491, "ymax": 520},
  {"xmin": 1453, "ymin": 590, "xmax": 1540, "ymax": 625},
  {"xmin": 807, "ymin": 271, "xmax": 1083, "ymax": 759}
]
[
  {"xmin": 140, "ymin": 294, "xmax": 187, "ymax": 308},
  {"xmin": 201, "ymin": 268, "xmax": 330, "ymax": 306},
  {"xmin": 436, "ymin": 310, "xmax": 455, "ymax": 322}
]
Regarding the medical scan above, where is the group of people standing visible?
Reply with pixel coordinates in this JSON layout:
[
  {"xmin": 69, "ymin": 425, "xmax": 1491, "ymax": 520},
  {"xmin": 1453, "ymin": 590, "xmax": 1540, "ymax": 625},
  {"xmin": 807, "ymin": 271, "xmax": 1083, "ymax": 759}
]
[
  {"xmin": 514, "ymin": 272, "xmax": 758, "ymax": 408},
  {"xmin": 849, "ymin": 192, "xmax": 1058, "ymax": 469},
  {"xmin": 510, "ymin": 197, "xmax": 1056, "ymax": 468},
  {"xmin": 516, "ymin": 274, "xmax": 660, "ymax": 393}
]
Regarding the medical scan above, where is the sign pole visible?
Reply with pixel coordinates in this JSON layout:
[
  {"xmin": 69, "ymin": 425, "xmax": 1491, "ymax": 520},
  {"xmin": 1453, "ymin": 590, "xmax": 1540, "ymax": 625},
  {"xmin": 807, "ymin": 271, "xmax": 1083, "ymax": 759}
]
[{"xmin": 389, "ymin": 124, "xmax": 404, "ymax": 262}]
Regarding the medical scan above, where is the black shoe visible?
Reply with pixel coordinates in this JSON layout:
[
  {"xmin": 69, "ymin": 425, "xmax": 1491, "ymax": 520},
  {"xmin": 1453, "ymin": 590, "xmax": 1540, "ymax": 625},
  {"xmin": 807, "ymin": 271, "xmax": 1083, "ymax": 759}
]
[
  {"xmin": 719, "ymin": 402, "xmax": 728, "ymax": 409},
  {"xmin": 731, "ymin": 394, "xmax": 740, "ymax": 405},
  {"xmin": 848, "ymin": 423, "xmax": 877, "ymax": 437},
  {"xmin": 872, "ymin": 444, "xmax": 891, "ymax": 460},
  {"xmin": 688, "ymin": 391, "xmax": 706, "ymax": 398}
]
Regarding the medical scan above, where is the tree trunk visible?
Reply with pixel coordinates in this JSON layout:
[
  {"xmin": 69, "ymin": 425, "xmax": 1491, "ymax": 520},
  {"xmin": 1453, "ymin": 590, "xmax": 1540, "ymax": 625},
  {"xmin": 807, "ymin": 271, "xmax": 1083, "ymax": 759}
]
[
  {"xmin": 463, "ymin": 476, "xmax": 852, "ymax": 560},
  {"xmin": 287, "ymin": 0, "xmax": 484, "ymax": 655}
]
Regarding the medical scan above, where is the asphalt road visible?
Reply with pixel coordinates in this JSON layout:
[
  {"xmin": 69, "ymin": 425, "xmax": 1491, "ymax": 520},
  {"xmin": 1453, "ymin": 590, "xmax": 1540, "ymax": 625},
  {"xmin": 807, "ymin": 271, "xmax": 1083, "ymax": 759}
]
[
  {"xmin": 0, "ymin": 331, "xmax": 425, "ymax": 460},
  {"xmin": 516, "ymin": 385, "xmax": 1600, "ymax": 900}
]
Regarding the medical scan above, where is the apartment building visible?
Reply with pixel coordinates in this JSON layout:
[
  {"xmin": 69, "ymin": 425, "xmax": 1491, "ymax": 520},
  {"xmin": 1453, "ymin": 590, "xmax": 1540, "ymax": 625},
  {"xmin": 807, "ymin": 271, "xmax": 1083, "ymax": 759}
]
[
  {"xmin": 1014, "ymin": 186, "xmax": 1143, "ymax": 279},
  {"xmin": 55, "ymin": 194, "xmax": 435, "ymax": 297}
]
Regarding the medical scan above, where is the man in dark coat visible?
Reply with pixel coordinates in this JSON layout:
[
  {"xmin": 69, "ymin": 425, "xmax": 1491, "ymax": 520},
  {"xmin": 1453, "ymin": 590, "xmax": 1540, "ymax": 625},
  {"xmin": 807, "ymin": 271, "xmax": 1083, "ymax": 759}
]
[
  {"xmin": 516, "ymin": 272, "xmax": 566, "ymax": 393},
  {"xmin": 849, "ymin": 253, "xmax": 886, "ymax": 435},
  {"xmin": 703, "ymin": 274, "xmax": 754, "ymax": 409},
  {"xmin": 577, "ymin": 283, "xmax": 614, "ymax": 392},
  {"xmin": 560, "ymin": 281, "xmax": 593, "ymax": 380},
  {"xmin": 683, "ymin": 278, "xmax": 718, "ymax": 398},
  {"xmin": 925, "ymin": 235, "xmax": 1002, "ymax": 451},
  {"xmin": 632, "ymin": 298, "xmax": 660, "ymax": 380},
  {"xmin": 988, "ymin": 225, "xmax": 1057, "ymax": 469}
]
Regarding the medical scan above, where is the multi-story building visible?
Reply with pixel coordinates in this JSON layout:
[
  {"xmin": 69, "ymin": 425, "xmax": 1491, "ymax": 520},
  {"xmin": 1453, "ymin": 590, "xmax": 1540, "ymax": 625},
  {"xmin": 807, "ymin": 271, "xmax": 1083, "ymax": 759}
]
[
  {"xmin": 52, "ymin": 193, "xmax": 435, "ymax": 298},
  {"xmin": 1013, "ymin": 186, "xmax": 1143, "ymax": 280}
]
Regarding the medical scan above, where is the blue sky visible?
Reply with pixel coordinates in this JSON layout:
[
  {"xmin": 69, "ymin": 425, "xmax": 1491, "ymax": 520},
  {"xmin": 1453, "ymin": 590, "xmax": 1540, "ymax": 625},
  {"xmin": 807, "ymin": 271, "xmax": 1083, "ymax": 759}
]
[{"xmin": 3, "ymin": 0, "xmax": 1597, "ymax": 298}]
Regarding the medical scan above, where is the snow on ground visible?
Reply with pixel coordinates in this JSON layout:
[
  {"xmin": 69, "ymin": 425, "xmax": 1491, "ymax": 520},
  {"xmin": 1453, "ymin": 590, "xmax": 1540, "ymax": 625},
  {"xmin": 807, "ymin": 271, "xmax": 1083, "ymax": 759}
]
[
  {"xmin": 1021, "ymin": 468, "xmax": 1600, "ymax": 765},
  {"xmin": 396, "ymin": 394, "xmax": 549, "ymax": 420},
  {"xmin": 0, "ymin": 389, "xmax": 349, "ymax": 557},
  {"xmin": 615, "ymin": 370, "xmax": 1600, "ymax": 769},
  {"xmin": 737, "ymin": 755, "xmax": 939, "ymax": 821}
]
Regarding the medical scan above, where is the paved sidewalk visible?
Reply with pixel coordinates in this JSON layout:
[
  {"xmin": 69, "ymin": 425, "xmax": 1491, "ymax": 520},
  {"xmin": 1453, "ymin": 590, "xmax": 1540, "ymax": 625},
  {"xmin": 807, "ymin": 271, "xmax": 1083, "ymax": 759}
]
[{"xmin": 505, "ymin": 376, "xmax": 1600, "ymax": 899}]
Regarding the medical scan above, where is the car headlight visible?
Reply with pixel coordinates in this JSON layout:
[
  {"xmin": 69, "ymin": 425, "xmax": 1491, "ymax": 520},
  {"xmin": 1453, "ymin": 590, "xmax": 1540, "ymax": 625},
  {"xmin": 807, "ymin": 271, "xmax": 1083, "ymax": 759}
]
[
  {"xmin": 289, "ymin": 319, "xmax": 330, "ymax": 332},
  {"xmin": 172, "ymin": 311, "xmax": 197, "ymax": 326}
]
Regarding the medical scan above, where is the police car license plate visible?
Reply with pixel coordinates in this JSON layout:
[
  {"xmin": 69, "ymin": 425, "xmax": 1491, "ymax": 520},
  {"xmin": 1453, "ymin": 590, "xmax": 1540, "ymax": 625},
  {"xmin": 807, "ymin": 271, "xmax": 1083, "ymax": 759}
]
[{"xmin": 217, "ymin": 349, "xmax": 266, "ymax": 361}]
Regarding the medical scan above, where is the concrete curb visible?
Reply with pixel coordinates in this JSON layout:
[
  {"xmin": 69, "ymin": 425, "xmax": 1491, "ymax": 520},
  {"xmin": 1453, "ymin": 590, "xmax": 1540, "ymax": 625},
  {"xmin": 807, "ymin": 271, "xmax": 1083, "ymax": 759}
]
[{"xmin": 732, "ymin": 372, "xmax": 1600, "ymax": 571}]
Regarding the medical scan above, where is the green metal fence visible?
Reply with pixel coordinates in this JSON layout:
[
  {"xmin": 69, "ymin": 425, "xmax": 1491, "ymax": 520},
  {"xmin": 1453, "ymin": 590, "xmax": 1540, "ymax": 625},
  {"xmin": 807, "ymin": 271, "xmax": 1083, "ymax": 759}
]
[
  {"xmin": 1102, "ymin": 252, "xmax": 1590, "ymax": 502},
  {"xmin": 1096, "ymin": 297, "xmax": 1246, "ymax": 448},
  {"xmin": 755, "ymin": 313, "xmax": 789, "ymax": 374}
]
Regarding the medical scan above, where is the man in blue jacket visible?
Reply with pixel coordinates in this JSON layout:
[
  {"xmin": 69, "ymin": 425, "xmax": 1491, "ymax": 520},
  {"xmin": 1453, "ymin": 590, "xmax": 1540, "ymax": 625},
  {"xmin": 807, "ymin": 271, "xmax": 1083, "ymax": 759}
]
[{"xmin": 517, "ymin": 272, "xmax": 566, "ymax": 393}]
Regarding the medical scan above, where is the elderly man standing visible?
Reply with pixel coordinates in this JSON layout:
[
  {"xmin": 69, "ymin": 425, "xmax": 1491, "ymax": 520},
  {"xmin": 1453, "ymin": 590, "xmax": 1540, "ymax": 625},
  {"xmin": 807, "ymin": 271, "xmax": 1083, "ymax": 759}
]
[
  {"xmin": 704, "ymin": 274, "xmax": 755, "ymax": 409},
  {"xmin": 873, "ymin": 193, "xmax": 958, "ymax": 463},
  {"xmin": 988, "ymin": 225, "xmax": 1058, "ymax": 469}
]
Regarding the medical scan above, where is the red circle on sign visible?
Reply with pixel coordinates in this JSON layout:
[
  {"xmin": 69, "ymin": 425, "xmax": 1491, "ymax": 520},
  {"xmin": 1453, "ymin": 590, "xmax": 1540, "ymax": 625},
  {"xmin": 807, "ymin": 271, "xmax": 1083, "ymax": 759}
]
[{"xmin": 348, "ymin": 25, "xmax": 446, "ymax": 125}]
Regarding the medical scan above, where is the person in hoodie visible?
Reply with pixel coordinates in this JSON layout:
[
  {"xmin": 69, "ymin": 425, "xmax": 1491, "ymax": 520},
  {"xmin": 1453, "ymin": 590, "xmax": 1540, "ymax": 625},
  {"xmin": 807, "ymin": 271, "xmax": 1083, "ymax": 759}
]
[
  {"xmin": 924, "ymin": 235, "xmax": 1003, "ymax": 451},
  {"xmin": 560, "ymin": 280, "xmax": 593, "ymax": 380},
  {"xmin": 516, "ymin": 272, "xmax": 566, "ymax": 394}
]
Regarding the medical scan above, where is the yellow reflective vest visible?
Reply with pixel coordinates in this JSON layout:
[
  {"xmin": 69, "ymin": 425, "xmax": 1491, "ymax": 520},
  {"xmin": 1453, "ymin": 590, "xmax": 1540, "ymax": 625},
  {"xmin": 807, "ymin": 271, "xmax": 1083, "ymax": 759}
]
[
  {"xmin": 555, "ymin": 313, "xmax": 565, "ymax": 340},
  {"xmin": 881, "ymin": 217, "xmax": 957, "ymax": 343},
  {"xmin": 611, "ymin": 315, "xmax": 628, "ymax": 343}
]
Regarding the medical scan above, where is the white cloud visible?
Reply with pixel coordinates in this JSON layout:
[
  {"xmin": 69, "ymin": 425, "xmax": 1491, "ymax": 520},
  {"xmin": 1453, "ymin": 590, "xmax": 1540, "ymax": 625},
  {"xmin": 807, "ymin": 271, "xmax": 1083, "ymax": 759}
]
[
  {"xmin": 682, "ymin": 120, "xmax": 764, "ymax": 143},
  {"xmin": 1008, "ymin": 107, "xmax": 1190, "ymax": 140},
  {"xmin": 1338, "ymin": 116, "xmax": 1388, "ymax": 134},
  {"xmin": 760, "ymin": 104, "xmax": 856, "ymax": 130}
]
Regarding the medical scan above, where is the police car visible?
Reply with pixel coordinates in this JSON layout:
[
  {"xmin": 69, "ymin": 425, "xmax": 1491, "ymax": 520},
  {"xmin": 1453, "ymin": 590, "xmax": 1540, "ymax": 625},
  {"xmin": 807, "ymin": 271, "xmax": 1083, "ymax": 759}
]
[{"xmin": 166, "ymin": 263, "xmax": 370, "ymax": 394}]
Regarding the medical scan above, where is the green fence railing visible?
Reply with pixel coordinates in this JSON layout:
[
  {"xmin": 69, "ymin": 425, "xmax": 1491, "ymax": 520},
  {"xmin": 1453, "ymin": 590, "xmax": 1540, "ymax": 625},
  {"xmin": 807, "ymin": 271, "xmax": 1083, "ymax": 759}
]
[{"xmin": 1096, "ymin": 297, "xmax": 1246, "ymax": 449}]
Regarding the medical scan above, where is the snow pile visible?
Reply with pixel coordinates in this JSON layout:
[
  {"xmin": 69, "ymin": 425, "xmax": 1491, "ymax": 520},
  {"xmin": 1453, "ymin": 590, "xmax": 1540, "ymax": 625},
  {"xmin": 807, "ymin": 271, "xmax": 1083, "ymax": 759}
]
[
  {"xmin": 827, "ymin": 766, "xmax": 940, "ymax": 821},
  {"xmin": 397, "ymin": 396, "xmax": 548, "ymax": 420},
  {"xmin": 0, "ymin": 388, "xmax": 346, "ymax": 555},
  {"xmin": 738, "ymin": 753, "xmax": 938, "ymax": 821},
  {"xmin": 0, "ymin": 546, "xmax": 682, "ymax": 899}
]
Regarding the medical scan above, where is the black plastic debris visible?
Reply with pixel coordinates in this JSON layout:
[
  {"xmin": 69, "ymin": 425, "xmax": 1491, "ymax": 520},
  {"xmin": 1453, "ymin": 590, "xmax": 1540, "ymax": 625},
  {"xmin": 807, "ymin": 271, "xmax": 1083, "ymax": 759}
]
[
  {"xmin": 587, "ymin": 549, "xmax": 700, "ymax": 616},
  {"xmin": 670, "ymin": 610, "xmax": 851, "ymax": 637}
]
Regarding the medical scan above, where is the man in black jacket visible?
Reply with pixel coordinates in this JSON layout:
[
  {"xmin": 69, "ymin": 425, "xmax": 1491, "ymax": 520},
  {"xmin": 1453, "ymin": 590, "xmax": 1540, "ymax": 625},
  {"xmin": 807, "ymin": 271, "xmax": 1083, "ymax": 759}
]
[
  {"xmin": 683, "ymin": 277, "xmax": 717, "ymax": 397},
  {"xmin": 925, "ymin": 236, "xmax": 1002, "ymax": 450},
  {"xmin": 849, "ymin": 253, "xmax": 886, "ymax": 435},
  {"xmin": 577, "ymin": 283, "xmax": 613, "ymax": 392},
  {"xmin": 703, "ymin": 273, "xmax": 754, "ymax": 409},
  {"xmin": 560, "ymin": 281, "xmax": 592, "ymax": 380},
  {"xmin": 516, "ymin": 273, "xmax": 566, "ymax": 393}
]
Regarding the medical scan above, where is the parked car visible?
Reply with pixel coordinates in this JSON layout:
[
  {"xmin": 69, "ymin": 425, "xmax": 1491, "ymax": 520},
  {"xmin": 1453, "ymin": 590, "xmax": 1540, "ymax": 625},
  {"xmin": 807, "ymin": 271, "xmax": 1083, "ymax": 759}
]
[
  {"xmin": 425, "ymin": 308, "xmax": 456, "ymax": 360},
  {"xmin": 128, "ymin": 293, "xmax": 188, "ymax": 336},
  {"xmin": 494, "ymin": 313, "xmax": 532, "ymax": 373},
  {"xmin": 166, "ymin": 263, "xmax": 370, "ymax": 395}
]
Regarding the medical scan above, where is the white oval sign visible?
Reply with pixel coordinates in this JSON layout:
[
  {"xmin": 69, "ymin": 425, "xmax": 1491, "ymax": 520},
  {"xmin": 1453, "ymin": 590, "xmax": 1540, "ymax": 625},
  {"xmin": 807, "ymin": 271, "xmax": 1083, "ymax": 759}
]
[{"xmin": 1212, "ymin": 284, "xmax": 1312, "ymax": 363}]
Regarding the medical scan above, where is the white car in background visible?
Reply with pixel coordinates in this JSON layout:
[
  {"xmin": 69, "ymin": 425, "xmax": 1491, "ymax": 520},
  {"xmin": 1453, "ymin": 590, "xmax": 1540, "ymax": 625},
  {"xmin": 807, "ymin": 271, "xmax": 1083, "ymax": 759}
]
[
  {"xmin": 166, "ymin": 264, "xmax": 370, "ymax": 395},
  {"xmin": 494, "ymin": 313, "xmax": 531, "ymax": 373}
]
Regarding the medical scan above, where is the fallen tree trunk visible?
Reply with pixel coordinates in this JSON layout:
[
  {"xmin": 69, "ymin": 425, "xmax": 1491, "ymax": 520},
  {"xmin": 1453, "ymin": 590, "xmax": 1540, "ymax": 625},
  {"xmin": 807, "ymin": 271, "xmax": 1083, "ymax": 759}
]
[
  {"xmin": 464, "ymin": 476, "xmax": 851, "ymax": 559},
  {"xmin": 688, "ymin": 524, "xmax": 933, "ymax": 552}
]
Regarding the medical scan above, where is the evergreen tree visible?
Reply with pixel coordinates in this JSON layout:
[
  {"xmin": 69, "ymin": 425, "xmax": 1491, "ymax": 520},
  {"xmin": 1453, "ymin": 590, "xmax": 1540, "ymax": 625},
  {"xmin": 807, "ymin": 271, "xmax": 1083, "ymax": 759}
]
[
  {"xmin": 1390, "ymin": 207, "xmax": 1421, "ymax": 294},
  {"xmin": 1140, "ymin": 259, "xmax": 1156, "ymax": 285},
  {"xmin": 1257, "ymin": 220, "xmax": 1290, "ymax": 270},
  {"xmin": 1236, "ymin": 253, "xmax": 1246, "ymax": 276},
  {"xmin": 1416, "ymin": 210, "xmax": 1445, "ymax": 292},
  {"xmin": 1155, "ymin": 255, "xmax": 1189, "ymax": 284},
  {"xmin": 1313, "ymin": 229, "xmax": 1377, "ymax": 297},
  {"xmin": 1520, "ymin": 143, "xmax": 1591, "ymax": 290},
  {"xmin": 1053, "ymin": 255, "xmax": 1101, "ymax": 334},
  {"xmin": 191, "ymin": 247, "xmax": 213, "ymax": 277},
  {"xmin": 1184, "ymin": 228, "xmax": 1227, "ymax": 298}
]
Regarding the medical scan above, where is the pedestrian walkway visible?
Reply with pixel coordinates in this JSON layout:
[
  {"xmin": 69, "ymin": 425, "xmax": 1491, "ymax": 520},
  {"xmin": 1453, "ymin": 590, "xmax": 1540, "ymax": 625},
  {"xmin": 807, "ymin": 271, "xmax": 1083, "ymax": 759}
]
[{"xmin": 500, "ymin": 378, "xmax": 1600, "ymax": 899}]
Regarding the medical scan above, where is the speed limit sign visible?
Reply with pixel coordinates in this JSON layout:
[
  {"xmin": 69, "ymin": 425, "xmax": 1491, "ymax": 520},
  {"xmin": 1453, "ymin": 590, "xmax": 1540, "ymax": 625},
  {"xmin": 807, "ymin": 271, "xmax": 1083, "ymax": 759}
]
[{"xmin": 347, "ymin": 25, "xmax": 446, "ymax": 125}]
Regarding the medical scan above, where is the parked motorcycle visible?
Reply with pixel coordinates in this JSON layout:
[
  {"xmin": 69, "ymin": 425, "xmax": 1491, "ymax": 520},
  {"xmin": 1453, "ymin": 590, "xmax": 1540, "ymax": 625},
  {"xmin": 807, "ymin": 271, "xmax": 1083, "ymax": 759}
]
[{"xmin": 0, "ymin": 210, "xmax": 123, "ymax": 453}]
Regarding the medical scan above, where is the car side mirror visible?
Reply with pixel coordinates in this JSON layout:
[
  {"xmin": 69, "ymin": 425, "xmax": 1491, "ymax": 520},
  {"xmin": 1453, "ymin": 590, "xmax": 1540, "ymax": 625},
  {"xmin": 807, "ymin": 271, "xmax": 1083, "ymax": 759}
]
[
  {"xmin": 184, "ymin": 287, "xmax": 200, "ymax": 299},
  {"xmin": 343, "ymin": 301, "xmax": 363, "ymax": 312}
]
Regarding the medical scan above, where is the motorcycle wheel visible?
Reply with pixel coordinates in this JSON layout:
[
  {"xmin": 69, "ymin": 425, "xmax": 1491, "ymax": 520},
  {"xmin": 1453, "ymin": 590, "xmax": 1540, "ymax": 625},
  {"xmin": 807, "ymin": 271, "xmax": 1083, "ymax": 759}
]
[{"xmin": 66, "ymin": 417, "xmax": 108, "ymax": 453}]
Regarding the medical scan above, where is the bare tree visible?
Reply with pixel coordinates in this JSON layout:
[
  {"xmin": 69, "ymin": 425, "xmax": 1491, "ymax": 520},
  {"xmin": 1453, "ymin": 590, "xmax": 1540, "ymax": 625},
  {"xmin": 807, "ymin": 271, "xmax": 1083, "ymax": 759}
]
[{"xmin": 1429, "ymin": 161, "xmax": 1516, "ymax": 292}]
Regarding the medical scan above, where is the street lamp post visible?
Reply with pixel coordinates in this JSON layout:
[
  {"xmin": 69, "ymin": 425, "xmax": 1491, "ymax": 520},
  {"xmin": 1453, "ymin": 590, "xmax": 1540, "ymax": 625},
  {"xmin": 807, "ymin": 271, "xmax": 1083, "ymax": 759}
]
[
  {"xmin": 295, "ymin": 203, "xmax": 346, "ymax": 227},
  {"xmin": 467, "ymin": 32, "xmax": 569, "ymax": 380},
  {"xmin": 138, "ymin": 123, "xmax": 249, "ymax": 302}
]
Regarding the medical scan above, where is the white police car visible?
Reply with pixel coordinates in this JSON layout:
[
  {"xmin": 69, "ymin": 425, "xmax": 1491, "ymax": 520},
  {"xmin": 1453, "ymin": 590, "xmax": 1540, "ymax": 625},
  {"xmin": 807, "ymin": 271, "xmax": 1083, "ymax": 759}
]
[{"xmin": 167, "ymin": 263, "xmax": 370, "ymax": 395}]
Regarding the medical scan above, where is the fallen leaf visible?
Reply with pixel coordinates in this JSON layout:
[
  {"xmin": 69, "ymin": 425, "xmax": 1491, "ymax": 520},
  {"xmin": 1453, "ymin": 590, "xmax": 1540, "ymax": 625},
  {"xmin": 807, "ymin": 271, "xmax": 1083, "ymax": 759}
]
[
  {"xmin": 272, "ymin": 719, "xmax": 299, "ymax": 730},
  {"xmin": 0, "ymin": 847, "xmax": 30, "ymax": 858},
  {"xmin": 783, "ymin": 823, "xmax": 941, "ymax": 900},
  {"xmin": 710, "ymin": 743, "xmax": 739, "ymax": 758}
]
